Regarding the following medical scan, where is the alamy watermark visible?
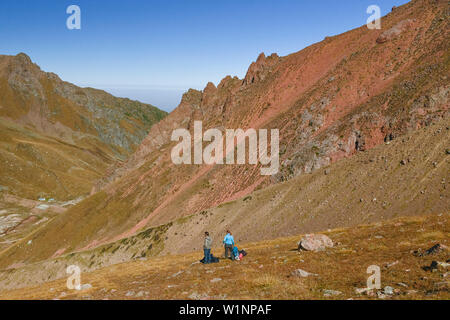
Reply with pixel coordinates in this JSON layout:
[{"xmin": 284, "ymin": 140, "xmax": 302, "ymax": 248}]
[
  {"xmin": 66, "ymin": 5, "xmax": 81, "ymax": 30},
  {"xmin": 65, "ymin": 5, "xmax": 381, "ymax": 31},
  {"xmin": 171, "ymin": 121, "xmax": 279, "ymax": 176},
  {"xmin": 367, "ymin": 265, "xmax": 381, "ymax": 289},
  {"xmin": 66, "ymin": 264, "xmax": 81, "ymax": 290},
  {"xmin": 367, "ymin": 5, "xmax": 381, "ymax": 30}
]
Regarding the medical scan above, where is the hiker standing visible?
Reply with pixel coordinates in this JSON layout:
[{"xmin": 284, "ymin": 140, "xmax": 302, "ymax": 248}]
[
  {"xmin": 223, "ymin": 230, "xmax": 235, "ymax": 260},
  {"xmin": 203, "ymin": 232, "xmax": 212, "ymax": 264}
]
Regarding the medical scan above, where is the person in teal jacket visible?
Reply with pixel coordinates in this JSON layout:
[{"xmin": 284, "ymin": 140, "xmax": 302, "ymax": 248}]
[
  {"xmin": 232, "ymin": 245, "xmax": 239, "ymax": 260},
  {"xmin": 223, "ymin": 230, "xmax": 235, "ymax": 260}
]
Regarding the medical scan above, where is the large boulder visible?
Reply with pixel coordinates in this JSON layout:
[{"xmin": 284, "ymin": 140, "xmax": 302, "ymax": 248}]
[{"xmin": 298, "ymin": 234, "xmax": 333, "ymax": 252}]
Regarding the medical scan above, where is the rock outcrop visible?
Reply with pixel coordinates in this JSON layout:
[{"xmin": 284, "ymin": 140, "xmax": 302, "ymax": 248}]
[
  {"xmin": 298, "ymin": 234, "xmax": 334, "ymax": 252},
  {"xmin": 376, "ymin": 19, "xmax": 416, "ymax": 44},
  {"xmin": 243, "ymin": 53, "xmax": 280, "ymax": 86}
]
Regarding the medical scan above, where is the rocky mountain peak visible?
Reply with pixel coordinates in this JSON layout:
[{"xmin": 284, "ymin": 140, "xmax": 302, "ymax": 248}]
[
  {"xmin": 243, "ymin": 52, "xmax": 280, "ymax": 86},
  {"xmin": 14, "ymin": 52, "xmax": 33, "ymax": 66}
]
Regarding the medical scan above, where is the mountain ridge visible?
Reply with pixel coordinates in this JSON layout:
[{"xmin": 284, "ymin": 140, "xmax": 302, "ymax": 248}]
[{"xmin": 0, "ymin": 52, "xmax": 167, "ymax": 158}]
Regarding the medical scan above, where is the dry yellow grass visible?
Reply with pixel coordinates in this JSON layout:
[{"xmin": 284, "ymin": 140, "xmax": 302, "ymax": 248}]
[{"xmin": 0, "ymin": 213, "xmax": 448, "ymax": 300}]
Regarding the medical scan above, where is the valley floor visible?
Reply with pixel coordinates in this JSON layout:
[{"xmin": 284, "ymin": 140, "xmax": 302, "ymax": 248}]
[{"xmin": 0, "ymin": 213, "xmax": 448, "ymax": 300}]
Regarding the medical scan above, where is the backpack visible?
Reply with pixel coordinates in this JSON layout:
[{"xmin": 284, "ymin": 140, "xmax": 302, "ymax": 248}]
[{"xmin": 200, "ymin": 253, "xmax": 219, "ymax": 264}]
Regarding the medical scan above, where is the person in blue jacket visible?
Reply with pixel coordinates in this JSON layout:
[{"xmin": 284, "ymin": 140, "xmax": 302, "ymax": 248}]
[{"xmin": 223, "ymin": 230, "xmax": 235, "ymax": 260}]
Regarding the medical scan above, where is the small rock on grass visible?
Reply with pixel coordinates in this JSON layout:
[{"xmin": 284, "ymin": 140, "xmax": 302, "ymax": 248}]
[
  {"xmin": 434, "ymin": 281, "xmax": 449, "ymax": 290},
  {"xmin": 323, "ymin": 289, "xmax": 342, "ymax": 297},
  {"xmin": 383, "ymin": 286, "xmax": 394, "ymax": 295},
  {"xmin": 80, "ymin": 284, "xmax": 92, "ymax": 290},
  {"xmin": 355, "ymin": 287, "xmax": 369, "ymax": 294},
  {"xmin": 188, "ymin": 292, "xmax": 209, "ymax": 300},
  {"xmin": 135, "ymin": 291, "xmax": 148, "ymax": 297},
  {"xmin": 168, "ymin": 270, "xmax": 184, "ymax": 279},
  {"xmin": 291, "ymin": 268, "xmax": 318, "ymax": 278},
  {"xmin": 355, "ymin": 287, "xmax": 376, "ymax": 296},
  {"xmin": 385, "ymin": 261, "xmax": 399, "ymax": 268}
]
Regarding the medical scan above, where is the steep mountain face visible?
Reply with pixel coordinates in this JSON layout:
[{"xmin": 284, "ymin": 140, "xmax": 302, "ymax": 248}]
[{"xmin": 0, "ymin": 0, "xmax": 448, "ymax": 269}]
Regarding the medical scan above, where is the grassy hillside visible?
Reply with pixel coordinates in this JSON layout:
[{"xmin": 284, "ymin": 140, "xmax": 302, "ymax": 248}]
[
  {"xmin": 0, "ymin": 118, "xmax": 113, "ymax": 200},
  {"xmin": 0, "ymin": 213, "xmax": 448, "ymax": 300}
]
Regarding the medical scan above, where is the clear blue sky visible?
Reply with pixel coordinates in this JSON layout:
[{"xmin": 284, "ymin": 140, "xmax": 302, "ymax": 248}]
[{"xmin": 0, "ymin": 0, "xmax": 409, "ymax": 111}]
